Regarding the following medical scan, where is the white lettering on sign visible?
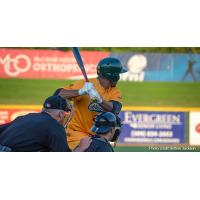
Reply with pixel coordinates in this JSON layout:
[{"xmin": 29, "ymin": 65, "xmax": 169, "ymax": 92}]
[
  {"xmin": 33, "ymin": 56, "xmax": 76, "ymax": 63},
  {"xmin": 32, "ymin": 63, "xmax": 96, "ymax": 73},
  {"xmin": 33, "ymin": 63, "xmax": 80, "ymax": 72},
  {"xmin": 124, "ymin": 112, "xmax": 182, "ymax": 130},
  {"xmin": 124, "ymin": 137, "xmax": 180, "ymax": 143}
]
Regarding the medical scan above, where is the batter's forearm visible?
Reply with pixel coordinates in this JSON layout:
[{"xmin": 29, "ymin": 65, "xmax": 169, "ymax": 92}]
[
  {"xmin": 99, "ymin": 100, "xmax": 113, "ymax": 112},
  {"xmin": 59, "ymin": 89, "xmax": 80, "ymax": 99}
]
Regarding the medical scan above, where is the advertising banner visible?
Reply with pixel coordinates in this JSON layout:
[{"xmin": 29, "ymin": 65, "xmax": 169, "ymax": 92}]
[
  {"xmin": 0, "ymin": 108, "xmax": 40, "ymax": 125},
  {"xmin": 118, "ymin": 111, "xmax": 186, "ymax": 144},
  {"xmin": 189, "ymin": 112, "xmax": 200, "ymax": 145},
  {"xmin": 111, "ymin": 52, "xmax": 200, "ymax": 82},
  {"xmin": 0, "ymin": 48, "xmax": 109, "ymax": 79},
  {"xmin": 1, "ymin": 48, "xmax": 200, "ymax": 82}
]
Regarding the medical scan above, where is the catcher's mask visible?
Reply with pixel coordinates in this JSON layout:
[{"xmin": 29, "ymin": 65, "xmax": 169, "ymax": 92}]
[
  {"xmin": 111, "ymin": 115, "xmax": 122, "ymax": 144},
  {"xmin": 62, "ymin": 108, "xmax": 74, "ymax": 128},
  {"xmin": 43, "ymin": 95, "xmax": 73, "ymax": 128},
  {"xmin": 60, "ymin": 99, "xmax": 73, "ymax": 128}
]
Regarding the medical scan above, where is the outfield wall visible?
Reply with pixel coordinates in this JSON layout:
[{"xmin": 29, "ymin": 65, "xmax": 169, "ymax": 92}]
[
  {"xmin": 1, "ymin": 48, "xmax": 200, "ymax": 82},
  {"xmin": 1, "ymin": 105, "xmax": 200, "ymax": 146}
]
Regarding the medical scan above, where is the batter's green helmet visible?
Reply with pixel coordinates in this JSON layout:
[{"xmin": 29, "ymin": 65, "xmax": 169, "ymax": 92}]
[{"xmin": 97, "ymin": 57, "xmax": 127, "ymax": 82}]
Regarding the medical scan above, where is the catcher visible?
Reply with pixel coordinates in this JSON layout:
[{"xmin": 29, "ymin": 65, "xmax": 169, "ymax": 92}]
[{"xmin": 85, "ymin": 112, "xmax": 122, "ymax": 152}]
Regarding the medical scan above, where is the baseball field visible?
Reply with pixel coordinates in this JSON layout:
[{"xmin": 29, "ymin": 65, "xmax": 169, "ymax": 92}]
[{"xmin": 1, "ymin": 78, "xmax": 200, "ymax": 151}]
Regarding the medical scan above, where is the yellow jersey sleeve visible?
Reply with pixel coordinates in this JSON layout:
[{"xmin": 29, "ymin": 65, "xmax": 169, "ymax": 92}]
[{"xmin": 63, "ymin": 79, "xmax": 85, "ymax": 90}]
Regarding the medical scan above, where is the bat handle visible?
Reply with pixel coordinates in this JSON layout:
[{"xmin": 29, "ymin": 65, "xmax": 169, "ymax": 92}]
[{"xmin": 85, "ymin": 76, "xmax": 89, "ymax": 82}]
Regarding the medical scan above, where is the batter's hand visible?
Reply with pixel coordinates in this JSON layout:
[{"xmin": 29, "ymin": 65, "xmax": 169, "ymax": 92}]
[
  {"xmin": 73, "ymin": 136, "xmax": 92, "ymax": 152},
  {"xmin": 78, "ymin": 82, "xmax": 94, "ymax": 95},
  {"xmin": 88, "ymin": 88, "xmax": 103, "ymax": 103}
]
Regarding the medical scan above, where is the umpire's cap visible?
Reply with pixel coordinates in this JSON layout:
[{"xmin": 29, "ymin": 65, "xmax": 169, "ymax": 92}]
[
  {"xmin": 91, "ymin": 112, "xmax": 117, "ymax": 134},
  {"xmin": 97, "ymin": 57, "xmax": 127, "ymax": 82},
  {"xmin": 43, "ymin": 95, "xmax": 72, "ymax": 112}
]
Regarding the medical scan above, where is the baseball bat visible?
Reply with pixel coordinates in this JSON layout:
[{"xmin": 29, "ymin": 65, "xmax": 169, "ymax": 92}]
[{"xmin": 72, "ymin": 47, "xmax": 89, "ymax": 82}]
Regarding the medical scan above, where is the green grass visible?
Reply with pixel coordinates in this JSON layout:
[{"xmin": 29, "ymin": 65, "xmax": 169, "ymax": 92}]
[
  {"xmin": 0, "ymin": 78, "xmax": 200, "ymax": 107},
  {"xmin": 0, "ymin": 78, "xmax": 73, "ymax": 105},
  {"xmin": 117, "ymin": 81, "xmax": 200, "ymax": 107}
]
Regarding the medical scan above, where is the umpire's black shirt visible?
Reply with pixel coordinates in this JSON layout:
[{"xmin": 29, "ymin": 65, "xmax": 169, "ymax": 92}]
[
  {"xmin": 85, "ymin": 135, "xmax": 114, "ymax": 152},
  {"xmin": 0, "ymin": 112, "xmax": 71, "ymax": 152}
]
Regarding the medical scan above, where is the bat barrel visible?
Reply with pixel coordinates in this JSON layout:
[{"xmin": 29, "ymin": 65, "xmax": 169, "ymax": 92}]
[{"xmin": 72, "ymin": 47, "xmax": 89, "ymax": 82}]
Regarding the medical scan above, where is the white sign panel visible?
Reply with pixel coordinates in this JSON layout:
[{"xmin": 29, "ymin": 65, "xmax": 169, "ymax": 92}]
[{"xmin": 189, "ymin": 112, "xmax": 200, "ymax": 145}]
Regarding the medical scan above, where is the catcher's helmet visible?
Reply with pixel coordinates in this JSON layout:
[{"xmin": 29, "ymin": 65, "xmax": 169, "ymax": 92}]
[
  {"xmin": 97, "ymin": 57, "xmax": 127, "ymax": 82},
  {"xmin": 91, "ymin": 112, "xmax": 117, "ymax": 134}
]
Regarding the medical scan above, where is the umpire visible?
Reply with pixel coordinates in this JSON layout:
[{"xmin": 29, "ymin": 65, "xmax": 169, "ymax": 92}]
[
  {"xmin": 0, "ymin": 95, "xmax": 90, "ymax": 152},
  {"xmin": 85, "ymin": 112, "xmax": 122, "ymax": 152}
]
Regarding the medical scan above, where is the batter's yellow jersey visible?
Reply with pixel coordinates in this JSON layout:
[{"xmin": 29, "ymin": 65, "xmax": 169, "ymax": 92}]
[{"xmin": 64, "ymin": 78, "xmax": 122, "ymax": 136}]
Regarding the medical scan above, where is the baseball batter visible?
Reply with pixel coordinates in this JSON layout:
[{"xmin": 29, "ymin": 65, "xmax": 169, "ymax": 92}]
[{"xmin": 56, "ymin": 57, "xmax": 127, "ymax": 150}]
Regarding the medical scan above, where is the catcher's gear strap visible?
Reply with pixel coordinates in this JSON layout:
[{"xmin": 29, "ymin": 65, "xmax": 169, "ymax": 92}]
[
  {"xmin": 110, "ymin": 100, "xmax": 122, "ymax": 115},
  {"xmin": 0, "ymin": 122, "xmax": 12, "ymax": 135},
  {"xmin": 93, "ymin": 135, "xmax": 108, "ymax": 144},
  {"xmin": 0, "ymin": 144, "xmax": 12, "ymax": 152}
]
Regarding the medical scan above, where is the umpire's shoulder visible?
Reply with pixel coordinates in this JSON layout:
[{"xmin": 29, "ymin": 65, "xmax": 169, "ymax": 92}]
[{"xmin": 43, "ymin": 113, "xmax": 65, "ymax": 133}]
